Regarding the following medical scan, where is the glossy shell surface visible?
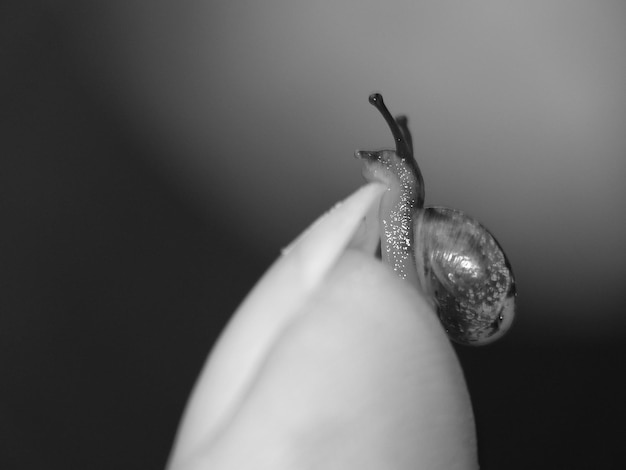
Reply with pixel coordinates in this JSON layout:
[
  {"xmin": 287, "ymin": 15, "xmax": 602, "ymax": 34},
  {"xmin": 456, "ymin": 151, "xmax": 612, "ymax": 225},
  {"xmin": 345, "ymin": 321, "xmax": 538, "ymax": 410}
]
[{"xmin": 414, "ymin": 208, "xmax": 516, "ymax": 345}]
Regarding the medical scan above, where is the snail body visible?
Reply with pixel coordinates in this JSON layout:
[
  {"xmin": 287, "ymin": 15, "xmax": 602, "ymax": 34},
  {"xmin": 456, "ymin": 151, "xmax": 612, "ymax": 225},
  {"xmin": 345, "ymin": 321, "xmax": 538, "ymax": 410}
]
[{"xmin": 356, "ymin": 93, "xmax": 516, "ymax": 345}]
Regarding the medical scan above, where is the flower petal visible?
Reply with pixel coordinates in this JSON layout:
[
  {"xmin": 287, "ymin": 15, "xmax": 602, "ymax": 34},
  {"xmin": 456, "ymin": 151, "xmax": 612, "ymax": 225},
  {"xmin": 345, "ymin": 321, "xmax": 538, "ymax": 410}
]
[{"xmin": 169, "ymin": 183, "xmax": 387, "ymax": 462}]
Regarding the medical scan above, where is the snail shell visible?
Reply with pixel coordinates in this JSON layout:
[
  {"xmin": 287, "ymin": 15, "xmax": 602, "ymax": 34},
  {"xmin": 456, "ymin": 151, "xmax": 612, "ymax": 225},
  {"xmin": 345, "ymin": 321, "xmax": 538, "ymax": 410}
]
[{"xmin": 356, "ymin": 93, "xmax": 516, "ymax": 345}]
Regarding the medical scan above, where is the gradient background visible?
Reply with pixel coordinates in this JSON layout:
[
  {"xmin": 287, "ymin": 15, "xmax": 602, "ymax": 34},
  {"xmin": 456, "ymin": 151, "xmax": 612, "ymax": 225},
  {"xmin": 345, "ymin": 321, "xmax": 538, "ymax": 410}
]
[{"xmin": 2, "ymin": 1, "xmax": 625, "ymax": 468}]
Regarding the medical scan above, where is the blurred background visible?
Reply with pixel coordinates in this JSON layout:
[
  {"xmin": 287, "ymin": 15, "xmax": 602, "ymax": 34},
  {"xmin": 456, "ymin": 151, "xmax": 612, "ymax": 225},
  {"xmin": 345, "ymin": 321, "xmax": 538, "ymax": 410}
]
[{"xmin": 2, "ymin": 0, "xmax": 625, "ymax": 468}]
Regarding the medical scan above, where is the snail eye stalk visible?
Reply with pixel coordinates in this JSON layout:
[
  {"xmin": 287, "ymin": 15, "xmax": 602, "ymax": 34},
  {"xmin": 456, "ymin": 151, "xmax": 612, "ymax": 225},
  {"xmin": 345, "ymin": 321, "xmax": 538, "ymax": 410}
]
[
  {"xmin": 395, "ymin": 115, "xmax": 413, "ymax": 156},
  {"xmin": 368, "ymin": 93, "xmax": 413, "ymax": 161}
]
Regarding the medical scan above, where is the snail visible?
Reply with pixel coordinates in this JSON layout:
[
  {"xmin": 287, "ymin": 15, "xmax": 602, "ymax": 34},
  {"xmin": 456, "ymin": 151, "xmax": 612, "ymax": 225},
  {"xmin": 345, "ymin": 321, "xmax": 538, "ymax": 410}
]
[{"xmin": 356, "ymin": 93, "xmax": 516, "ymax": 346}]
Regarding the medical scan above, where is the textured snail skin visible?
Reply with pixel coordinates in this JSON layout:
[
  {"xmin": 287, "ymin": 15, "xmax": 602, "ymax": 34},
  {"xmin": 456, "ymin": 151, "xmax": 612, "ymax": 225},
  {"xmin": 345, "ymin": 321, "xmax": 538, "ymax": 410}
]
[
  {"xmin": 354, "ymin": 149, "xmax": 422, "ymax": 291},
  {"xmin": 356, "ymin": 93, "xmax": 516, "ymax": 346}
]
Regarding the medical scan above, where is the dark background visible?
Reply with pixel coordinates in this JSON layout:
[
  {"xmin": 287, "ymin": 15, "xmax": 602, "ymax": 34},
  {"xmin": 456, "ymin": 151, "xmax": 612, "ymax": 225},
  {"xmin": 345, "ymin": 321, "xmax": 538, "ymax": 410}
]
[{"xmin": 2, "ymin": 2, "xmax": 625, "ymax": 469}]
